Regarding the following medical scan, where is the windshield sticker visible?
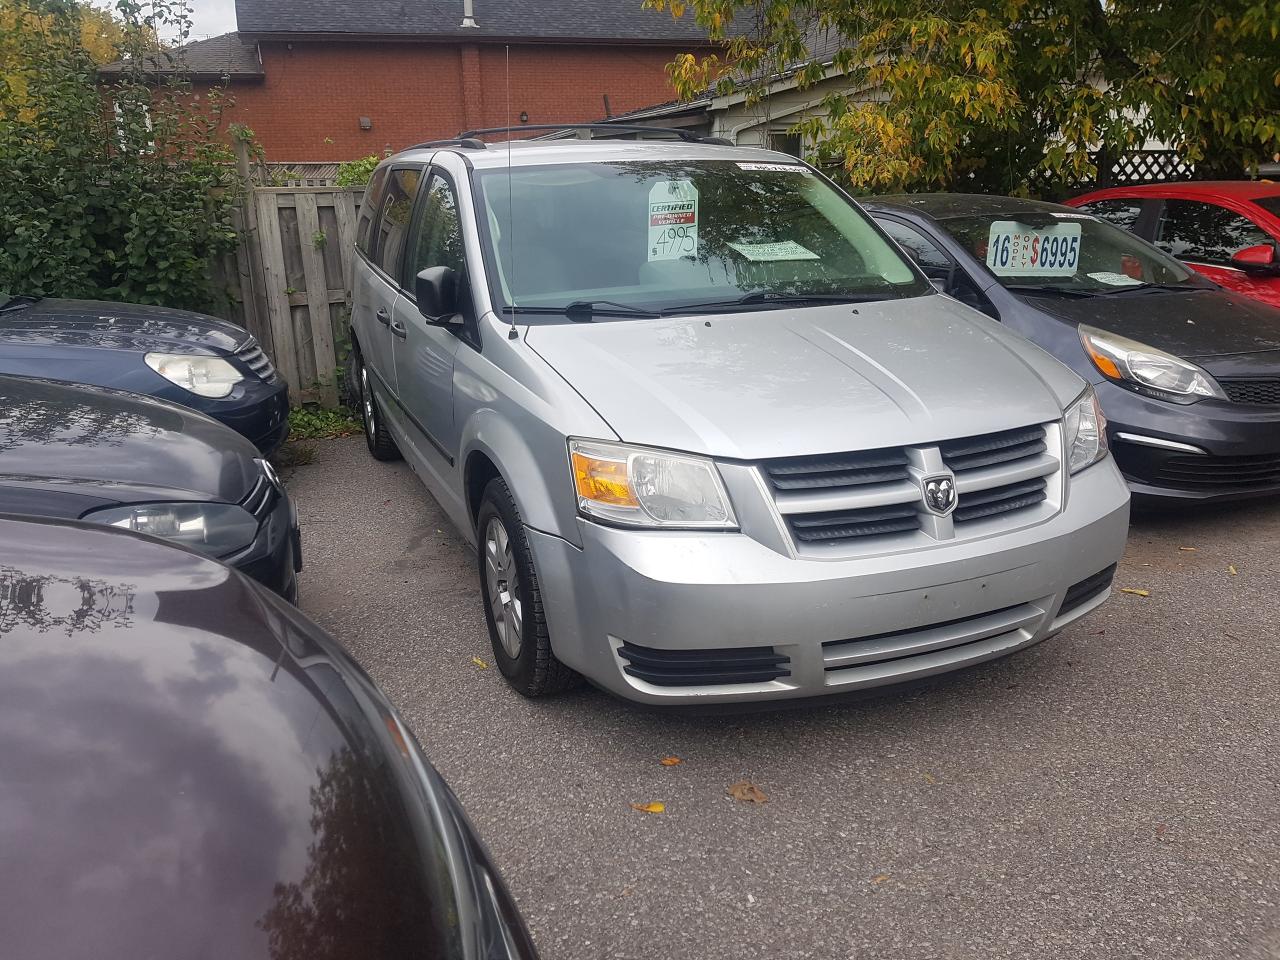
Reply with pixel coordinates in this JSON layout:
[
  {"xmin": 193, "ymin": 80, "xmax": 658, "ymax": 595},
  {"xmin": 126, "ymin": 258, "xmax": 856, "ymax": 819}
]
[
  {"xmin": 1087, "ymin": 271, "xmax": 1144, "ymax": 286},
  {"xmin": 727, "ymin": 240, "xmax": 820, "ymax": 262},
  {"xmin": 736, "ymin": 161, "xmax": 808, "ymax": 173},
  {"xmin": 648, "ymin": 180, "xmax": 699, "ymax": 261},
  {"xmin": 986, "ymin": 220, "xmax": 1082, "ymax": 276}
]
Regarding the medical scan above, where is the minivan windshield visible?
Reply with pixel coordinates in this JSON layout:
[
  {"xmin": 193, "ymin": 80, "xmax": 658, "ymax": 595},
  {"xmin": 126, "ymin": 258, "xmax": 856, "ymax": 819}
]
[
  {"xmin": 942, "ymin": 210, "xmax": 1201, "ymax": 294},
  {"xmin": 473, "ymin": 159, "xmax": 928, "ymax": 317}
]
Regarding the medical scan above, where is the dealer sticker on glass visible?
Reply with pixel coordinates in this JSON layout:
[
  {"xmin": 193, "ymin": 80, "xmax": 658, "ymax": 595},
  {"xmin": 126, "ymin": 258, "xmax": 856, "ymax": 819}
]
[
  {"xmin": 986, "ymin": 220, "xmax": 1082, "ymax": 276},
  {"xmin": 649, "ymin": 180, "xmax": 699, "ymax": 261}
]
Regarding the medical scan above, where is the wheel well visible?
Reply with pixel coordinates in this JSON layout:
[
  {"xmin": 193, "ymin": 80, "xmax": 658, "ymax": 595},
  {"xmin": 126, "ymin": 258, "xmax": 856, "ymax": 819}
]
[{"xmin": 465, "ymin": 451, "xmax": 502, "ymax": 526}]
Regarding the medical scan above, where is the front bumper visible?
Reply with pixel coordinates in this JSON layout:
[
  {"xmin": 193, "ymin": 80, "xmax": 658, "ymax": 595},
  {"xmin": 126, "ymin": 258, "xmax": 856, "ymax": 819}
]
[
  {"xmin": 527, "ymin": 458, "xmax": 1130, "ymax": 705},
  {"xmin": 179, "ymin": 376, "xmax": 290, "ymax": 456},
  {"xmin": 1097, "ymin": 382, "xmax": 1280, "ymax": 501},
  {"xmin": 225, "ymin": 486, "xmax": 301, "ymax": 601}
]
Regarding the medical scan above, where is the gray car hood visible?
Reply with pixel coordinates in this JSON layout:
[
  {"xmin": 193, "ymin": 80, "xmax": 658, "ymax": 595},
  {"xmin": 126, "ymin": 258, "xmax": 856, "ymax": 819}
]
[{"xmin": 526, "ymin": 296, "xmax": 1083, "ymax": 460}]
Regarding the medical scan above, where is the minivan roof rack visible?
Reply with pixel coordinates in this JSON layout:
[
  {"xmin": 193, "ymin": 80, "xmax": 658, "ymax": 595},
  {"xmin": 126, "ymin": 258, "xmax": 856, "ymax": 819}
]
[
  {"xmin": 407, "ymin": 137, "xmax": 489, "ymax": 151},
  {"xmin": 456, "ymin": 123, "xmax": 726, "ymax": 144}
]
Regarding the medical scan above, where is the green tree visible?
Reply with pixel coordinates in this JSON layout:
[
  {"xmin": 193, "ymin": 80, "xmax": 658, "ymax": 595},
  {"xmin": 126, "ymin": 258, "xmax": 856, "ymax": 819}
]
[
  {"xmin": 0, "ymin": 0, "xmax": 240, "ymax": 310},
  {"xmin": 647, "ymin": 0, "xmax": 1280, "ymax": 193}
]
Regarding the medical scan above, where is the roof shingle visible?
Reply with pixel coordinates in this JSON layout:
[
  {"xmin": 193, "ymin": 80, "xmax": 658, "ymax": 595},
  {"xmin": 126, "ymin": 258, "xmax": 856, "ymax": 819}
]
[
  {"xmin": 234, "ymin": 0, "xmax": 714, "ymax": 43},
  {"xmin": 99, "ymin": 32, "xmax": 262, "ymax": 78}
]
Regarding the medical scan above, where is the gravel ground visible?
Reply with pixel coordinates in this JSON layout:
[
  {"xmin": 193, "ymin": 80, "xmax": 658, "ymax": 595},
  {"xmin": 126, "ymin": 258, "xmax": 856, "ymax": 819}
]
[{"xmin": 287, "ymin": 436, "xmax": 1280, "ymax": 960}]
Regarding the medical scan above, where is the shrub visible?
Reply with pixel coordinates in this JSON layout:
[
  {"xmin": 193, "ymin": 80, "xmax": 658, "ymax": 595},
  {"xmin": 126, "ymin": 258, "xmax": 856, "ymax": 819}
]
[{"xmin": 0, "ymin": 0, "xmax": 241, "ymax": 312}]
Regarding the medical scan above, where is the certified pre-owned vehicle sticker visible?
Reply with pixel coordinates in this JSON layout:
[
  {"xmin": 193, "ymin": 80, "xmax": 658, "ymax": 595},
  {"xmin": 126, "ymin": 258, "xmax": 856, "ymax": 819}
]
[
  {"xmin": 736, "ymin": 162, "xmax": 808, "ymax": 173},
  {"xmin": 649, "ymin": 180, "xmax": 699, "ymax": 261},
  {"xmin": 727, "ymin": 240, "xmax": 820, "ymax": 262},
  {"xmin": 986, "ymin": 220, "xmax": 1083, "ymax": 276}
]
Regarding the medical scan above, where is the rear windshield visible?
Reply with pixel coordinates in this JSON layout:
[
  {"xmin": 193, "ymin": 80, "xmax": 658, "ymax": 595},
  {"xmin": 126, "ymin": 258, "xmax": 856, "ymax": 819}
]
[
  {"xmin": 1252, "ymin": 195, "xmax": 1280, "ymax": 218},
  {"xmin": 941, "ymin": 210, "xmax": 1199, "ymax": 292},
  {"xmin": 472, "ymin": 159, "xmax": 928, "ymax": 315}
]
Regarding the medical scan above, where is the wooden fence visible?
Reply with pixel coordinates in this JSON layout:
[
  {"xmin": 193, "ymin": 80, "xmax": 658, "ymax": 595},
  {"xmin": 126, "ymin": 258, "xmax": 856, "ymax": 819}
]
[{"xmin": 214, "ymin": 173, "xmax": 364, "ymax": 408}]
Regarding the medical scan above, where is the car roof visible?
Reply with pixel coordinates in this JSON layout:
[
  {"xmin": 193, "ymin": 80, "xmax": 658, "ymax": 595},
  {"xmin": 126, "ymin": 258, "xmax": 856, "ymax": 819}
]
[
  {"xmin": 862, "ymin": 193, "xmax": 1076, "ymax": 221},
  {"xmin": 387, "ymin": 138, "xmax": 795, "ymax": 171},
  {"xmin": 0, "ymin": 515, "xmax": 466, "ymax": 959},
  {"xmin": 1077, "ymin": 180, "xmax": 1280, "ymax": 200}
]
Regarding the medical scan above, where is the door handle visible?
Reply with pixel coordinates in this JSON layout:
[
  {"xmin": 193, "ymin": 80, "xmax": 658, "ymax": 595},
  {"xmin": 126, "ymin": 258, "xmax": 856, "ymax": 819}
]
[
  {"xmin": 389, "ymin": 318, "xmax": 408, "ymax": 339},
  {"xmin": 376, "ymin": 307, "xmax": 391, "ymax": 326}
]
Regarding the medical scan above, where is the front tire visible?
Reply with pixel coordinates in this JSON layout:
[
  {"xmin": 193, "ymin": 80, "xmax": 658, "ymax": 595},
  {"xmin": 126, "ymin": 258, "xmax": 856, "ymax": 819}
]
[
  {"xmin": 355, "ymin": 347, "xmax": 401, "ymax": 461},
  {"xmin": 476, "ymin": 478, "xmax": 579, "ymax": 697}
]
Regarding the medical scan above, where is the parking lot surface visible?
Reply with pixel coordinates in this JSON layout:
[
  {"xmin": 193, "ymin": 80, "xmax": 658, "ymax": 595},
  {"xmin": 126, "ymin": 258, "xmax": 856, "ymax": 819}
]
[{"xmin": 289, "ymin": 437, "xmax": 1279, "ymax": 960}]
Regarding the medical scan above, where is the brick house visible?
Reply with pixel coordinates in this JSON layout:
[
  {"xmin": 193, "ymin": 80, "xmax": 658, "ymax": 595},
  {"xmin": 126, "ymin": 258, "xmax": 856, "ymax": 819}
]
[{"xmin": 103, "ymin": 0, "xmax": 714, "ymax": 163}]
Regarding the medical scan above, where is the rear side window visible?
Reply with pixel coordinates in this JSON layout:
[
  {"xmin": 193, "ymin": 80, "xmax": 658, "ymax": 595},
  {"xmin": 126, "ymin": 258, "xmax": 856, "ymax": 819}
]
[
  {"xmin": 1155, "ymin": 199, "xmax": 1270, "ymax": 266},
  {"xmin": 875, "ymin": 217, "xmax": 951, "ymax": 272},
  {"xmin": 355, "ymin": 166, "xmax": 390, "ymax": 257},
  {"xmin": 374, "ymin": 168, "xmax": 424, "ymax": 279},
  {"xmin": 1080, "ymin": 198, "xmax": 1143, "ymax": 231}
]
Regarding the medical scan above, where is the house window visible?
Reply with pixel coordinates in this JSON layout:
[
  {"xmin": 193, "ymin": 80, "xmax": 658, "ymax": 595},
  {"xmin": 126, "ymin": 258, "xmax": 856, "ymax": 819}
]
[{"xmin": 768, "ymin": 131, "xmax": 803, "ymax": 158}]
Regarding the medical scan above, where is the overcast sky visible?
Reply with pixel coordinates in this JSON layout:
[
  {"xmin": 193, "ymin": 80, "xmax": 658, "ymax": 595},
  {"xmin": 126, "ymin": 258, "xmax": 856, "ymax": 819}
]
[{"xmin": 91, "ymin": 0, "xmax": 239, "ymax": 41}]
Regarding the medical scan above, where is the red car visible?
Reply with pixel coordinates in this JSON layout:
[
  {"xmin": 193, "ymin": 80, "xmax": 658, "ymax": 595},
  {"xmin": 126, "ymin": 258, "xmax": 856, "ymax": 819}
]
[{"xmin": 1067, "ymin": 181, "xmax": 1280, "ymax": 308}]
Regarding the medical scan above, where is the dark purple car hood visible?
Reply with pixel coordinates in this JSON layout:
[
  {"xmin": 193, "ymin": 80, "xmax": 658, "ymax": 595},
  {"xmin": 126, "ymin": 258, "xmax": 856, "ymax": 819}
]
[{"xmin": 0, "ymin": 297, "xmax": 250, "ymax": 354}]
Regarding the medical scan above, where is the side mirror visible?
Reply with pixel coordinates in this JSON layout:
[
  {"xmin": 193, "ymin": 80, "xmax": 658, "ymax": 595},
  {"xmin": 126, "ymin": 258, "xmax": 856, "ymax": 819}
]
[
  {"xmin": 415, "ymin": 266, "xmax": 460, "ymax": 323},
  {"xmin": 1230, "ymin": 243, "xmax": 1280, "ymax": 275}
]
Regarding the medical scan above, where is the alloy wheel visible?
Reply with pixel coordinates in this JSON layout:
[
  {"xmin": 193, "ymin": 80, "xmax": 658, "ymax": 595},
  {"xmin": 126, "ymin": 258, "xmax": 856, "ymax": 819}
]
[
  {"xmin": 483, "ymin": 516, "xmax": 523, "ymax": 659},
  {"xmin": 360, "ymin": 362, "xmax": 376, "ymax": 440}
]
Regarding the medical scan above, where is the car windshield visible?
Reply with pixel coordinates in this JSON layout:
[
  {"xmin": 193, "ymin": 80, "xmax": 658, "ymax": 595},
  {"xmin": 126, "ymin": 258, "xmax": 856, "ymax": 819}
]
[
  {"xmin": 942, "ymin": 209, "xmax": 1199, "ymax": 292},
  {"xmin": 1252, "ymin": 195, "xmax": 1280, "ymax": 218},
  {"xmin": 472, "ymin": 159, "xmax": 928, "ymax": 316}
]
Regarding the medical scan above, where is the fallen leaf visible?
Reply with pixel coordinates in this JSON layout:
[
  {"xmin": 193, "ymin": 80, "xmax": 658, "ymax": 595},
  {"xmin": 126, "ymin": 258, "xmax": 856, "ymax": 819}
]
[
  {"xmin": 630, "ymin": 801, "xmax": 665, "ymax": 814},
  {"xmin": 471, "ymin": 657, "xmax": 489, "ymax": 669},
  {"xmin": 872, "ymin": 874, "xmax": 892, "ymax": 885},
  {"xmin": 1179, "ymin": 546, "xmax": 1197, "ymax": 552},
  {"xmin": 922, "ymin": 772, "xmax": 936, "ymax": 784},
  {"xmin": 1227, "ymin": 564, "xmax": 1238, "ymax": 576},
  {"xmin": 660, "ymin": 756, "xmax": 682, "ymax": 766},
  {"xmin": 1120, "ymin": 588, "xmax": 1150, "ymax": 597},
  {"xmin": 727, "ymin": 779, "xmax": 768, "ymax": 804}
]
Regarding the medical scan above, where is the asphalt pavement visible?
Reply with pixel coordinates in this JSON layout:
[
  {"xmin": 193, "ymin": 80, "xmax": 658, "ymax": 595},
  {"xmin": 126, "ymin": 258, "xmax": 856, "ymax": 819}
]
[{"xmin": 288, "ymin": 436, "xmax": 1280, "ymax": 960}]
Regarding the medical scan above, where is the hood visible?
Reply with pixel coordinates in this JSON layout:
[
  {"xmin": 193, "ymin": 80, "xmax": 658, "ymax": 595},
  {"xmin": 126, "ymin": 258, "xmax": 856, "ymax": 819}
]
[
  {"xmin": 0, "ymin": 297, "xmax": 249, "ymax": 354},
  {"xmin": 526, "ymin": 296, "xmax": 1081, "ymax": 459},
  {"xmin": 0, "ymin": 516, "xmax": 482, "ymax": 960},
  {"xmin": 0, "ymin": 375, "xmax": 259, "ymax": 514},
  {"xmin": 1026, "ymin": 288, "xmax": 1280, "ymax": 360}
]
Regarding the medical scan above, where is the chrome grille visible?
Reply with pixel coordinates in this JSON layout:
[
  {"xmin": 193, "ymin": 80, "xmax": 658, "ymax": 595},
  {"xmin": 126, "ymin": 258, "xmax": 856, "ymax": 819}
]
[
  {"xmin": 240, "ymin": 474, "xmax": 277, "ymax": 520},
  {"xmin": 760, "ymin": 422, "xmax": 1059, "ymax": 552},
  {"xmin": 235, "ymin": 338, "xmax": 278, "ymax": 382},
  {"xmin": 1220, "ymin": 378, "xmax": 1280, "ymax": 405}
]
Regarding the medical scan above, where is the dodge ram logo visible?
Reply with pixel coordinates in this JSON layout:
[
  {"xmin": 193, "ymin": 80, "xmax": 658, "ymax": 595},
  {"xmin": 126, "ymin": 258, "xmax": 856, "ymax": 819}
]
[{"xmin": 921, "ymin": 474, "xmax": 957, "ymax": 516}]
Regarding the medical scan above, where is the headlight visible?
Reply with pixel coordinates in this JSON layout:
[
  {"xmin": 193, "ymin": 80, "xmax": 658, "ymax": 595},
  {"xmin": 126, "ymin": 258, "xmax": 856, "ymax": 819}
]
[
  {"xmin": 81, "ymin": 502, "xmax": 259, "ymax": 557},
  {"xmin": 1063, "ymin": 385, "xmax": 1108, "ymax": 474},
  {"xmin": 1079, "ymin": 325, "xmax": 1225, "ymax": 402},
  {"xmin": 569, "ymin": 439, "xmax": 736, "ymax": 528},
  {"xmin": 145, "ymin": 353, "xmax": 244, "ymax": 398}
]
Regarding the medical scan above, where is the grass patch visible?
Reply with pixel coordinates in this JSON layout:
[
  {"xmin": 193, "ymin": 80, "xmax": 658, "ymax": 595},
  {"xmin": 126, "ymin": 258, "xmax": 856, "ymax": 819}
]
[{"xmin": 289, "ymin": 404, "xmax": 360, "ymax": 441}]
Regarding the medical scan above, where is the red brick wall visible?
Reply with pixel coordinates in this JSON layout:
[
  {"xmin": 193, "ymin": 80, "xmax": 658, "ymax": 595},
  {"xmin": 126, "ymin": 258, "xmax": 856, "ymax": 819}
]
[{"xmin": 204, "ymin": 40, "xmax": 686, "ymax": 162}]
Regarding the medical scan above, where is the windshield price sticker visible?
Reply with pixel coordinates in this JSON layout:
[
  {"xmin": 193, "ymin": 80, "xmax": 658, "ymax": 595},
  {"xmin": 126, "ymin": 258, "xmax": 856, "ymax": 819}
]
[
  {"xmin": 986, "ymin": 220, "xmax": 1082, "ymax": 276},
  {"xmin": 728, "ymin": 240, "xmax": 820, "ymax": 262},
  {"xmin": 736, "ymin": 162, "xmax": 808, "ymax": 173},
  {"xmin": 648, "ymin": 180, "xmax": 699, "ymax": 261}
]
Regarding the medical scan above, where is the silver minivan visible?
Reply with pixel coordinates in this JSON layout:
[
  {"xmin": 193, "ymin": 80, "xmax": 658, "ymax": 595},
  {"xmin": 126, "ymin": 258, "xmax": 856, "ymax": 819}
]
[{"xmin": 347, "ymin": 131, "xmax": 1131, "ymax": 705}]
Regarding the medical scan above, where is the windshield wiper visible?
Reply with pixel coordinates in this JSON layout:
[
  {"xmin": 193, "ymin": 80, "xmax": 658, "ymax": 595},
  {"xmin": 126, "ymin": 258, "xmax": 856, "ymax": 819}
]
[
  {"xmin": 1002, "ymin": 284, "xmax": 1102, "ymax": 298},
  {"xmin": 563, "ymin": 299, "xmax": 661, "ymax": 320},
  {"xmin": 1098, "ymin": 282, "xmax": 1208, "ymax": 295},
  {"xmin": 500, "ymin": 301, "xmax": 661, "ymax": 321},
  {"xmin": 664, "ymin": 290, "xmax": 897, "ymax": 315}
]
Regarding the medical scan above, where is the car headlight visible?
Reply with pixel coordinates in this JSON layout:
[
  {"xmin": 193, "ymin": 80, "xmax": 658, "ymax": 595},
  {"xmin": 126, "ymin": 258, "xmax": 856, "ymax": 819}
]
[
  {"xmin": 1079, "ymin": 325, "xmax": 1225, "ymax": 402},
  {"xmin": 81, "ymin": 502, "xmax": 259, "ymax": 557},
  {"xmin": 1063, "ymin": 385, "xmax": 1108, "ymax": 474},
  {"xmin": 145, "ymin": 352, "xmax": 244, "ymax": 398},
  {"xmin": 569, "ymin": 439, "xmax": 737, "ymax": 528}
]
